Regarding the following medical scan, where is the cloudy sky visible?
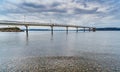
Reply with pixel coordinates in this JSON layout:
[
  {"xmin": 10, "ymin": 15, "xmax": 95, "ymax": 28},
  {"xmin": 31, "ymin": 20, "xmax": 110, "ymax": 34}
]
[{"xmin": 0, "ymin": 0, "xmax": 120, "ymax": 27}]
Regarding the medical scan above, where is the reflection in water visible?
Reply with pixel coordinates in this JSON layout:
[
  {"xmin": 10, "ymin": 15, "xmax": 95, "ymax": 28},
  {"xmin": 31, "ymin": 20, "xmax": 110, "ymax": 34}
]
[
  {"xmin": 25, "ymin": 34, "xmax": 29, "ymax": 45},
  {"xmin": 65, "ymin": 31, "xmax": 68, "ymax": 40},
  {"xmin": 0, "ymin": 31, "xmax": 120, "ymax": 63},
  {"xmin": 51, "ymin": 31, "xmax": 53, "ymax": 40},
  {"xmin": 26, "ymin": 31, "xmax": 28, "ymax": 37},
  {"xmin": 50, "ymin": 31, "xmax": 69, "ymax": 41},
  {"xmin": 51, "ymin": 30, "xmax": 53, "ymax": 35},
  {"xmin": 66, "ymin": 30, "xmax": 68, "ymax": 35}
]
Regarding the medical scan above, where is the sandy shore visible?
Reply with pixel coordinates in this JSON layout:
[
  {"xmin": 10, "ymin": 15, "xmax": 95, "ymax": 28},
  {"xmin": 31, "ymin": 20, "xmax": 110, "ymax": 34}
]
[{"xmin": 0, "ymin": 56, "xmax": 119, "ymax": 72}]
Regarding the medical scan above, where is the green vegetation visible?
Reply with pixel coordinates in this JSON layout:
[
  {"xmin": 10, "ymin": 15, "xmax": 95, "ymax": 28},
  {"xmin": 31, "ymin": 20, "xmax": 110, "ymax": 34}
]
[{"xmin": 0, "ymin": 27, "xmax": 24, "ymax": 32}]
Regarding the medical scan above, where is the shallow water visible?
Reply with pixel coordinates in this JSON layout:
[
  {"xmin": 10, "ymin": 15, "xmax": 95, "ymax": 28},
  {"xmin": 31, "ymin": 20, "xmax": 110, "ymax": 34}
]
[{"xmin": 0, "ymin": 31, "xmax": 120, "ymax": 71}]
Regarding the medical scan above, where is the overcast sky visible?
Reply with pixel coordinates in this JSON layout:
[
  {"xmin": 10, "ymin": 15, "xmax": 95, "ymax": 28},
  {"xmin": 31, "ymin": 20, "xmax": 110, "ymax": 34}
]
[{"xmin": 0, "ymin": 0, "xmax": 120, "ymax": 27}]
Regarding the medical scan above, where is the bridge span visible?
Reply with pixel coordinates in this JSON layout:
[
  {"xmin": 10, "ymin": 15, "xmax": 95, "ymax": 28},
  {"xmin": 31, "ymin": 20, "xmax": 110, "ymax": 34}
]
[{"xmin": 0, "ymin": 21, "xmax": 96, "ymax": 36}]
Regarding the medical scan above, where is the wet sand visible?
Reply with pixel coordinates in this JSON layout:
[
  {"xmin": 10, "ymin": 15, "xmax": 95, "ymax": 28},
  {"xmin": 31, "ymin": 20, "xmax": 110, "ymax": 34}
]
[{"xmin": 0, "ymin": 56, "xmax": 119, "ymax": 72}]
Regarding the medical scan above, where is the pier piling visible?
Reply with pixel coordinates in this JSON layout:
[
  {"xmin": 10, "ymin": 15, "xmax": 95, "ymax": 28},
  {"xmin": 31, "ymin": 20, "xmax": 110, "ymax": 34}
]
[
  {"xmin": 89, "ymin": 28, "xmax": 91, "ymax": 32},
  {"xmin": 93, "ymin": 28, "xmax": 96, "ymax": 32},
  {"xmin": 66, "ymin": 26, "xmax": 68, "ymax": 34},
  {"xmin": 84, "ymin": 27, "xmax": 85, "ymax": 32},
  {"xmin": 51, "ymin": 26, "xmax": 53, "ymax": 34},
  {"xmin": 76, "ymin": 27, "xmax": 78, "ymax": 32},
  {"xmin": 25, "ymin": 25, "xmax": 28, "ymax": 37}
]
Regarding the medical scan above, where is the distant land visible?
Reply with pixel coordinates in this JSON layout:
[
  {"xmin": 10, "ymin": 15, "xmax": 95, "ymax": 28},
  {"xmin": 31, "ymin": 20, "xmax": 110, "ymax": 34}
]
[
  {"xmin": 1, "ymin": 27, "xmax": 120, "ymax": 32},
  {"xmin": 0, "ymin": 27, "xmax": 24, "ymax": 32},
  {"xmin": 23, "ymin": 27, "xmax": 120, "ymax": 31},
  {"xmin": 96, "ymin": 28, "xmax": 120, "ymax": 31}
]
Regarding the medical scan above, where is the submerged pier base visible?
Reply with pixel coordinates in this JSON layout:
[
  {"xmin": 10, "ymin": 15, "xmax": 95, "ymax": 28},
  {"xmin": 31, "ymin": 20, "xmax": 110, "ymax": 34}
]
[
  {"xmin": 25, "ymin": 25, "xmax": 28, "ymax": 37},
  {"xmin": 51, "ymin": 26, "xmax": 53, "ymax": 35},
  {"xmin": 66, "ymin": 26, "xmax": 68, "ymax": 34},
  {"xmin": 92, "ymin": 28, "xmax": 96, "ymax": 32},
  {"xmin": 84, "ymin": 27, "xmax": 85, "ymax": 32},
  {"xmin": 76, "ymin": 27, "xmax": 78, "ymax": 32},
  {"xmin": 89, "ymin": 28, "xmax": 91, "ymax": 32}
]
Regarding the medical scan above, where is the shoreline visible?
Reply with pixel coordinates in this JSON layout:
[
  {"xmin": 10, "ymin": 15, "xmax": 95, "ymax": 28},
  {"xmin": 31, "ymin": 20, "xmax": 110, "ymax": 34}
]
[
  {"xmin": 0, "ymin": 27, "xmax": 24, "ymax": 32},
  {"xmin": 0, "ymin": 56, "xmax": 117, "ymax": 72}
]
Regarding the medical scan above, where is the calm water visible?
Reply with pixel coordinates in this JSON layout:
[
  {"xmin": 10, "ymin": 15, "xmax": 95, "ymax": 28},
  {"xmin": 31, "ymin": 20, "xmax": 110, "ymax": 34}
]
[{"xmin": 0, "ymin": 31, "xmax": 120, "ymax": 70}]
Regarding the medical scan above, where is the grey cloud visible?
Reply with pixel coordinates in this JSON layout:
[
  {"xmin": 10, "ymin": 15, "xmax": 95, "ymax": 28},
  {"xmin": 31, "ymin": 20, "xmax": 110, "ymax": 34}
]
[
  {"xmin": 74, "ymin": 7, "xmax": 99, "ymax": 14},
  {"xmin": 22, "ymin": 2, "xmax": 46, "ymax": 9},
  {"xmin": 19, "ymin": 2, "xmax": 66, "ymax": 13},
  {"xmin": 2, "ymin": 0, "xmax": 107, "ymax": 15},
  {"xmin": 50, "ymin": 2, "xmax": 61, "ymax": 7}
]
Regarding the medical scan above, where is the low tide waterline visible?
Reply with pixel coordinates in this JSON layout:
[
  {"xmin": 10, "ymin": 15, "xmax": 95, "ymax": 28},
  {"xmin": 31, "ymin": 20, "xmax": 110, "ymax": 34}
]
[{"xmin": 0, "ymin": 31, "xmax": 120, "ymax": 72}]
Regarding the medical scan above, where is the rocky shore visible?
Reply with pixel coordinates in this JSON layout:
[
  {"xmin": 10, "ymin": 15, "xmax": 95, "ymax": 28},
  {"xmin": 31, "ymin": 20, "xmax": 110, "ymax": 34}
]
[
  {"xmin": 0, "ymin": 56, "xmax": 118, "ymax": 72},
  {"xmin": 0, "ymin": 27, "xmax": 24, "ymax": 32}
]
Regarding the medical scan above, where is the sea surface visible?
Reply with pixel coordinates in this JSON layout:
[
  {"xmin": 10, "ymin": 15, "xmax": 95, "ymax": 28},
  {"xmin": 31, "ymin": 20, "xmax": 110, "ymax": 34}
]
[{"xmin": 0, "ymin": 31, "xmax": 120, "ymax": 71}]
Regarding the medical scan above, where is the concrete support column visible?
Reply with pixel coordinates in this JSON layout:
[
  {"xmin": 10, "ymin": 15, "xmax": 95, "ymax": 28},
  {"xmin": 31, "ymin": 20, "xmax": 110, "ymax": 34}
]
[
  {"xmin": 25, "ymin": 25, "xmax": 28, "ymax": 37},
  {"xmin": 76, "ymin": 27, "xmax": 78, "ymax": 32},
  {"xmin": 89, "ymin": 28, "xmax": 91, "ymax": 32},
  {"xmin": 66, "ymin": 26, "xmax": 68, "ymax": 34},
  {"xmin": 84, "ymin": 27, "xmax": 85, "ymax": 32},
  {"xmin": 93, "ymin": 28, "xmax": 96, "ymax": 32},
  {"xmin": 51, "ymin": 26, "xmax": 53, "ymax": 35}
]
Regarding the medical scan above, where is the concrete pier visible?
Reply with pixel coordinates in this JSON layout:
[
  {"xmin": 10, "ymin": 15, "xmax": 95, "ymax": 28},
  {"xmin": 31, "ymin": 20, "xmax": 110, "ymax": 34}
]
[{"xmin": 0, "ymin": 21, "xmax": 96, "ymax": 36}]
